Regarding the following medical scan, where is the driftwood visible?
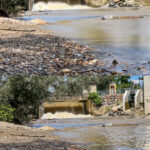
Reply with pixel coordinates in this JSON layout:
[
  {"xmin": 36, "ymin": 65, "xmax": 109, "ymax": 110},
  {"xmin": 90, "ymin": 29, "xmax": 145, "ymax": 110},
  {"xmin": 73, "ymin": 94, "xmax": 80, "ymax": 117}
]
[
  {"xmin": 0, "ymin": 29, "xmax": 36, "ymax": 32},
  {"xmin": 102, "ymin": 15, "xmax": 144, "ymax": 20},
  {"xmin": 10, "ymin": 133, "xmax": 45, "ymax": 137}
]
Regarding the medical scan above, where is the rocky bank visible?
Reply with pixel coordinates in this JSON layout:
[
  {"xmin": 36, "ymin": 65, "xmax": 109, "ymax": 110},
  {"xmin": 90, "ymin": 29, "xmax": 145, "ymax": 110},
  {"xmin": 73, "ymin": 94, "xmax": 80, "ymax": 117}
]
[{"xmin": 0, "ymin": 17, "xmax": 123, "ymax": 76}]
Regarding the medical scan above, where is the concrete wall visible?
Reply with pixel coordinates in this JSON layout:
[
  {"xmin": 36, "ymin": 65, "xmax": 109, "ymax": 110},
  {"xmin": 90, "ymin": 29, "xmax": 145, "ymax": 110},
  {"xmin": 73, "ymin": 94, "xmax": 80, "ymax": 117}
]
[
  {"xmin": 27, "ymin": 0, "xmax": 34, "ymax": 10},
  {"xmin": 134, "ymin": 89, "xmax": 143, "ymax": 108},
  {"xmin": 144, "ymin": 76, "xmax": 150, "ymax": 115},
  {"xmin": 89, "ymin": 84, "xmax": 97, "ymax": 93},
  {"xmin": 123, "ymin": 90, "xmax": 130, "ymax": 111}
]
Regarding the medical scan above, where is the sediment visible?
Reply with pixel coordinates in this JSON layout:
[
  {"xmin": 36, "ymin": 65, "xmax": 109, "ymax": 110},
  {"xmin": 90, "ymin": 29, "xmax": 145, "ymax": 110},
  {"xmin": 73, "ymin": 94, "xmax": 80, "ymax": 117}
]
[{"xmin": 0, "ymin": 122, "xmax": 85, "ymax": 150}]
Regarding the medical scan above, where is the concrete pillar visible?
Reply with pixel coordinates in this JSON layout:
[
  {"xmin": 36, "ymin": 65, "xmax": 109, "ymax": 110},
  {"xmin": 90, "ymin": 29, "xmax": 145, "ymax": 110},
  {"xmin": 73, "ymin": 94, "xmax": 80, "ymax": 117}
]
[
  {"xmin": 39, "ymin": 103, "xmax": 44, "ymax": 118},
  {"xmin": 144, "ymin": 76, "xmax": 150, "ymax": 115},
  {"xmin": 27, "ymin": 0, "xmax": 34, "ymax": 11},
  {"xmin": 89, "ymin": 84, "xmax": 97, "ymax": 93},
  {"xmin": 86, "ymin": 99, "xmax": 94, "ymax": 114},
  {"xmin": 123, "ymin": 90, "xmax": 130, "ymax": 111},
  {"xmin": 134, "ymin": 89, "xmax": 143, "ymax": 108},
  {"xmin": 82, "ymin": 89, "xmax": 89, "ymax": 98}
]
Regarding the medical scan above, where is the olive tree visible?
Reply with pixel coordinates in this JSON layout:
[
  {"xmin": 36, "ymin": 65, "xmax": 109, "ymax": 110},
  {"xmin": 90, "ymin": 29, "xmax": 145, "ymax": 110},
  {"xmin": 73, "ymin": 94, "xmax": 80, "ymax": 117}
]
[{"xmin": 0, "ymin": 76, "xmax": 49, "ymax": 124}]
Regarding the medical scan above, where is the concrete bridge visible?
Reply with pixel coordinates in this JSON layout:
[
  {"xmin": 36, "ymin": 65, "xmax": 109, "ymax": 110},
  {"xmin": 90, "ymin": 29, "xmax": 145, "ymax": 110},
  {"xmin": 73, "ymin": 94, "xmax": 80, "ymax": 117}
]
[{"xmin": 38, "ymin": 84, "xmax": 97, "ymax": 118}]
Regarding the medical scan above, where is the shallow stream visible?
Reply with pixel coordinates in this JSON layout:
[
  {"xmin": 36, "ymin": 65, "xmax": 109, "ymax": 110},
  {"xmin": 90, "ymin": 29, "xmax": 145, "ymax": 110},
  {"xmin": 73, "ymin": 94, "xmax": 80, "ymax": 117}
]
[
  {"xmin": 33, "ymin": 116, "xmax": 150, "ymax": 150},
  {"xmin": 22, "ymin": 6, "xmax": 150, "ymax": 74}
]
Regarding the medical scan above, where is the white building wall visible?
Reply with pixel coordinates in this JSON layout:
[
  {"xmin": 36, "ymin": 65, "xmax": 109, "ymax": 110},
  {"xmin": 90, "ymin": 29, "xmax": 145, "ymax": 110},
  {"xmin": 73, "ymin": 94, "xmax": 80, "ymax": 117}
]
[{"xmin": 144, "ymin": 76, "xmax": 150, "ymax": 115}]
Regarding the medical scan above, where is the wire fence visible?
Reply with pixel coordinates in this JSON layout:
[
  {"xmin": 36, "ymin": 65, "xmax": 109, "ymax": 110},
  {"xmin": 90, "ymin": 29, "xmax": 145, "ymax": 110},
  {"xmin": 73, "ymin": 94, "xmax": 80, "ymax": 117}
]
[
  {"xmin": 45, "ymin": 88, "xmax": 137, "ymax": 102},
  {"xmin": 97, "ymin": 88, "xmax": 135, "ymax": 96}
]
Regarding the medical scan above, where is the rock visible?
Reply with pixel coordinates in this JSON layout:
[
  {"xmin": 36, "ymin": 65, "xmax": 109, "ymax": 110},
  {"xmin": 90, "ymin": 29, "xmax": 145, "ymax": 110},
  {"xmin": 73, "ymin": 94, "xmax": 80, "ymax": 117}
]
[
  {"xmin": 101, "ymin": 15, "xmax": 114, "ymax": 20},
  {"xmin": 112, "ymin": 59, "xmax": 118, "ymax": 65},
  {"xmin": 92, "ymin": 105, "xmax": 112, "ymax": 116},
  {"xmin": 61, "ymin": 69, "xmax": 71, "ymax": 73},
  {"xmin": 39, "ymin": 126, "xmax": 55, "ymax": 131},
  {"xmin": 29, "ymin": 19, "xmax": 47, "ymax": 25},
  {"xmin": 101, "ymin": 15, "xmax": 144, "ymax": 20},
  {"xmin": 88, "ymin": 59, "xmax": 98, "ymax": 65},
  {"xmin": 111, "ymin": 106, "xmax": 119, "ymax": 112},
  {"xmin": 124, "ymin": 109, "xmax": 132, "ymax": 115},
  {"xmin": 109, "ymin": 105, "xmax": 123, "ymax": 116},
  {"xmin": 117, "ymin": 105, "xmax": 123, "ymax": 110},
  {"xmin": 102, "ymin": 123, "xmax": 113, "ymax": 127},
  {"xmin": 109, "ymin": 110, "xmax": 114, "ymax": 116},
  {"xmin": 113, "ymin": 0, "xmax": 120, "ymax": 2}
]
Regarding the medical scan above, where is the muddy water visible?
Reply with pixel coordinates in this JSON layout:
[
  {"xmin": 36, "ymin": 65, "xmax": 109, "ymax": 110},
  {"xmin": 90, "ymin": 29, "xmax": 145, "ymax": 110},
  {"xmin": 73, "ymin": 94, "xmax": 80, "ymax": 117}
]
[
  {"xmin": 23, "ymin": 7, "xmax": 150, "ymax": 74},
  {"xmin": 33, "ymin": 116, "xmax": 150, "ymax": 150}
]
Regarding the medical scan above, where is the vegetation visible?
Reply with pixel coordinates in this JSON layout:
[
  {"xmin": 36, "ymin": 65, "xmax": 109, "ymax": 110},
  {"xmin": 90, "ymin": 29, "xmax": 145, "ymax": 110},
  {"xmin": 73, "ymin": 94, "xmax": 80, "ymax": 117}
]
[
  {"xmin": 88, "ymin": 93, "xmax": 102, "ymax": 106},
  {"xmin": 0, "ymin": 76, "xmax": 49, "ymax": 124},
  {"xmin": 0, "ymin": 75, "xmax": 140, "ymax": 124},
  {"xmin": 0, "ymin": 104, "xmax": 15, "ymax": 122},
  {"xmin": 0, "ymin": 0, "xmax": 26, "ymax": 16}
]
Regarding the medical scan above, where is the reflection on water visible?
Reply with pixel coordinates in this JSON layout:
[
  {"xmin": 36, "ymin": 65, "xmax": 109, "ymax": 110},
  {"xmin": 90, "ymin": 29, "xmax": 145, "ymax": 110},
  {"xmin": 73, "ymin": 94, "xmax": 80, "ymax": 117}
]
[{"xmin": 33, "ymin": 117, "xmax": 149, "ymax": 150}]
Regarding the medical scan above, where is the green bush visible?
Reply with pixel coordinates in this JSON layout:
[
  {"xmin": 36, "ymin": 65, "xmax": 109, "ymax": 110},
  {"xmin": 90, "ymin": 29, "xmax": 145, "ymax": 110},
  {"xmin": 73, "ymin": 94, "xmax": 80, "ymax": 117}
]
[
  {"xmin": 0, "ymin": 104, "xmax": 15, "ymax": 122},
  {"xmin": 88, "ymin": 93, "xmax": 102, "ymax": 106}
]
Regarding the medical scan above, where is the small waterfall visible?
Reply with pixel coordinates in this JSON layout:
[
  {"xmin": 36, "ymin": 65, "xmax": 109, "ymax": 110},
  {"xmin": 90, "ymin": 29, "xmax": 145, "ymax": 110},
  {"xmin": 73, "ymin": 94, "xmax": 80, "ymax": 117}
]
[
  {"xmin": 41, "ymin": 112, "xmax": 93, "ymax": 120},
  {"xmin": 32, "ymin": 1, "xmax": 91, "ymax": 11}
]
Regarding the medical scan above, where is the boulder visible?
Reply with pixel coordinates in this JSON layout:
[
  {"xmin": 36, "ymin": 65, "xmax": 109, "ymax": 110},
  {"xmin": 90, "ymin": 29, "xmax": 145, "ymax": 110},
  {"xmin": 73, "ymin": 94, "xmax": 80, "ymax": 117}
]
[
  {"xmin": 103, "ymin": 123, "xmax": 113, "ymax": 127},
  {"xmin": 111, "ymin": 106, "xmax": 119, "ymax": 112},
  {"xmin": 124, "ymin": 109, "xmax": 132, "ymax": 115},
  {"xmin": 61, "ymin": 68, "xmax": 70, "ymax": 73},
  {"xmin": 109, "ymin": 105, "xmax": 123, "ymax": 116},
  {"xmin": 88, "ymin": 59, "xmax": 98, "ymax": 65},
  {"xmin": 92, "ymin": 105, "xmax": 112, "ymax": 116},
  {"xmin": 111, "ymin": 105, "xmax": 123, "ymax": 112}
]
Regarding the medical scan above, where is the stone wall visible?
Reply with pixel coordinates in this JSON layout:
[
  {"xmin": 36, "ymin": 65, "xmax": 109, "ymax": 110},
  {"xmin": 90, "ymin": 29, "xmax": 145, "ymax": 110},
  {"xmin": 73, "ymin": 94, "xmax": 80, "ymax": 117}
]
[{"xmin": 102, "ymin": 94, "xmax": 123, "ymax": 105}]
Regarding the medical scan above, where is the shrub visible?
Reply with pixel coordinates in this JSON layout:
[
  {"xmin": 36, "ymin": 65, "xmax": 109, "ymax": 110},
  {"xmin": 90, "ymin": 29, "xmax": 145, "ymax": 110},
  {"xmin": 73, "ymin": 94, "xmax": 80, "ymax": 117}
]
[
  {"xmin": 88, "ymin": 93, "xmax": 102, "ymax": 106},
  {"xmin": 0, "ymin": 0, "xmax": 26, "ymax": 16},
  {"xmin": 0, "ymin": 104, "xmax": 15, "ymax": 122}
]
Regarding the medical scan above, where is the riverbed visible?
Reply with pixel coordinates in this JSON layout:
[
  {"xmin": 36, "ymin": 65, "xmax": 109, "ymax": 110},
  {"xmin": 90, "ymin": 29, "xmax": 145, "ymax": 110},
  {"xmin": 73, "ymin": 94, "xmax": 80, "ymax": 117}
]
[
  {"xmin": 23, "ymin": 7, "xmax": 150, "ymax": 75},
  {"xmin": 33, "ymin": 115, "xmax": 150, "ymax": 150}
]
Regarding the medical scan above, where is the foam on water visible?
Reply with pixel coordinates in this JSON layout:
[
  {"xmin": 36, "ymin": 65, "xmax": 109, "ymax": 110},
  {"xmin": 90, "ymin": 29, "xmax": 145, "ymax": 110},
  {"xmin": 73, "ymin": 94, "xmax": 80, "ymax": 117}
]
[
  {"xmin": 32, "ymin": 2, "xmax": 91, "ymax": 11},
  {"xmin": 41, "ymin": 112, "xmax": 93, "ymax": 120}
]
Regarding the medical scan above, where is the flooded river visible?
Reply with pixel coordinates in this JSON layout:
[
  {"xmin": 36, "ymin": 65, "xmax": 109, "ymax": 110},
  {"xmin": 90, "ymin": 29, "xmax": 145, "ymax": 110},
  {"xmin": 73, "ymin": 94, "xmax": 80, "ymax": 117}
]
[
  {"xmin": 23, "ymin": 6, "xmax": 150, "ymax": 75},
  {"xmin": 33, "ymin": 115, "xmax": 150, "ymax": 150}
]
